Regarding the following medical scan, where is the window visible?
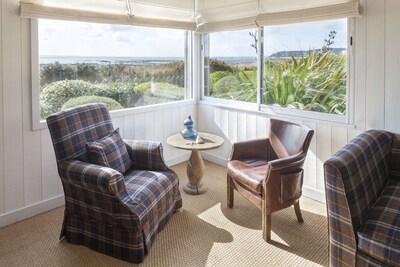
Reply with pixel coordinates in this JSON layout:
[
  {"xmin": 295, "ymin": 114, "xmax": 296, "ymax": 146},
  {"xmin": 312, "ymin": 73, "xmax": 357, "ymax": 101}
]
[
  {"xmin": 202, "ymin": 19, "xmax": 352, "ymax": 123},
  {"xmin": 262, "ymin": 19, "xmax": 348, "ymax": 117},
  {"xmin": 35, "ymin": 19, "xmax": 192, "ymax": 122},
  {"xmin": 203, "ymin": 29, "xmax": 258, "ymax": 103}
]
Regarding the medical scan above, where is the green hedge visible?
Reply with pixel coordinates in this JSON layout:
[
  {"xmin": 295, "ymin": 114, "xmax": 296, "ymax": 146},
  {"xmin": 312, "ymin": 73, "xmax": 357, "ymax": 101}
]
[
  {"xmin": 95, "ymin": 82, "xmax": 138, "ymax": 107},
  {"xmin": 40, "ymin": 80, "xmax": 140, "ymax": 118},
  {"xmin": 40, "ymin": 80, "xmax": 185, "ymax": 119},
  {"xmin": 61, "ymin": 96, "xmax": 123, "ymax": 111},
  {"xmin": 40, "ymin": 80, "xmax": 99, "ymax": 118}
]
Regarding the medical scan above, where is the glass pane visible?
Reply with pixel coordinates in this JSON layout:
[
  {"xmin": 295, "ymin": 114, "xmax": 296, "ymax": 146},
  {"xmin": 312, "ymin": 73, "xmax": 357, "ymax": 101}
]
[
  {"xmin": 206, "ymin": 29, "xmax": 258, "ymax": 103},
  {"xmin": 263, "ymin": 19, "xmax": 347, "ymax": 115},
  {"xmin": 38, "ymin": 19, "xmax": 186, "ymax": 120}
]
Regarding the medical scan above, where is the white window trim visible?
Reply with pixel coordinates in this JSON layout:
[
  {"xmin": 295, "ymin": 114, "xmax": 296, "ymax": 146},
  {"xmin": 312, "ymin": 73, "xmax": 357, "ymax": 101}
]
[
  {"xmin": 200, "ymin": 18, "xmax": 356, "ymax": 126},
  {"xmin": 31, "ymin": 19, "xmax": 195, "ymax": 130}
]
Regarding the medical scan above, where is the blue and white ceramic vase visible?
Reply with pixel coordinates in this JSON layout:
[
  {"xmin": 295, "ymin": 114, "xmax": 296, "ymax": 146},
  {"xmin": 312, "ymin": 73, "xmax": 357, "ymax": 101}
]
[{"xmin": 181, "ymin": 115, "xmax": 198, "ymax": 140}]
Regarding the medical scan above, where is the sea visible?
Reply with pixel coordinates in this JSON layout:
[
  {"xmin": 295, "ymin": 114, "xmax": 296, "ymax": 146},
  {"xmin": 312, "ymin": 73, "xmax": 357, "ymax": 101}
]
[{"xmin": 40, "ymin": 55, "xmax": 258, "ymax": 65}]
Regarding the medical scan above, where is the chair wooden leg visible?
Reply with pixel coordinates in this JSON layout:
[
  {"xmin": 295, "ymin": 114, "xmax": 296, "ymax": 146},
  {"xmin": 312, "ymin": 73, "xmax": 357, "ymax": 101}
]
[
  {"xmin": 262, "ymin": 214, "xmax": 272, "ymax": 242},
  {"xmin": 294, "ymin": 201, "xmax": 304, "ymax": 222},
  {"xmin": 227, "ymin": 175, "xmax": 234, "ymax": 208}
]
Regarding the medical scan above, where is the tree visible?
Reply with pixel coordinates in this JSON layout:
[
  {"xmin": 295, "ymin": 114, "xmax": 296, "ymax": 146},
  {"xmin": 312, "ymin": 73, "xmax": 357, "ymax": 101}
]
[
  {"xmin": 249, "ymin": 30, "xmax": 258, "ymax": 53},
  {"xmin": 322, "ymin": 31, "xmax": 337, "ymax": 52}
]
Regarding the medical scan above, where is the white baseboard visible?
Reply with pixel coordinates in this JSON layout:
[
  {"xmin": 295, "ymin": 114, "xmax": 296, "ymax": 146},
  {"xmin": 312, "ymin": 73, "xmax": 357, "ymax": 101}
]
[
  {"xmin": 0, "ymin": 195, "xmax": 65, "ymax": 228},
  {"xmin": 302, "ymin": 186, "xmax": 326, "ymax": 203},
  {"xmin": 165, "ymin": 153, "xmax": 190, "ymax": 167},
  {"xmin": 201, "ymin": 152, "xmax": 228, "ymax": 167}
]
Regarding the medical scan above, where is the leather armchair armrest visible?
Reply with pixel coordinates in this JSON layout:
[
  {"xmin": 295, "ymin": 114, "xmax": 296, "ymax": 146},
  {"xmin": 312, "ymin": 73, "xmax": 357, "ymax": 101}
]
[
  {"xmin": 264, "ymin": 153, "xmax": 307, "ymax": 206},
  {"xmin": 124, "ymin": 139, "xmax": 169, "ymax": 172},
  {"xmin": 230, "ymin": 138, "xmax": 272, "ymax": 161},
  {"xmin": 267, "ymin": 152, "xmax": 307, "ymax": 171}
]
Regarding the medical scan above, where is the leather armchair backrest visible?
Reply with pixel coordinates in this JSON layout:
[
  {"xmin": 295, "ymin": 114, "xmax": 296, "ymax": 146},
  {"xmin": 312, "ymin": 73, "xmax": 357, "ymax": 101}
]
[
  {"xmin": 46, "ymin": 103, "xmax": 114, "ymax": 163},
  {"xmin": 268, "ymin": 119, "xmax": 314, "ymax": 159}
]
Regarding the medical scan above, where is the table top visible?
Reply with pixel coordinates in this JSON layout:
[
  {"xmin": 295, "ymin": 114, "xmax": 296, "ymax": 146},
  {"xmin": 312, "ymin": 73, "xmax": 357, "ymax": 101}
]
[{"xmin": 167, "ymin": 132, "xmax": 224, "ymax": 151}]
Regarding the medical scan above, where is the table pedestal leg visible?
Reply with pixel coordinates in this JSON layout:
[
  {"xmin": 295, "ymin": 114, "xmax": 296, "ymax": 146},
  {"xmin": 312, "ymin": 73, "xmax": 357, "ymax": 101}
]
[{"xmin": 184, "ymin": 150, "xmax": 206, "ymax": 195}]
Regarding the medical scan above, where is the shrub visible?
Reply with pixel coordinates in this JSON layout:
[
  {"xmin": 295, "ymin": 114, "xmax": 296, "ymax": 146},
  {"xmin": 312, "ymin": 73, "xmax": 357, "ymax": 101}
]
[
  {"xmin": 95, "ymin": 82, "xmax": 138, "ymax": 107},
  {"xmin": 40, "ymin": 80, "xmax": 99, "ymax": 118},
  {"xmin": 61, "ymin": 96, "xmax": 123, "ymax": 111},
  {"xmin": 263, "ymin": 51, "xmax": 346, "ymax": 114},
  {"xmin": 210, "ymin": 58, "xmax": 234, "ymax": 72},
  {"xmin": 209, "ymin": 71, "xmax": 231, "ymax": 94},
  {"xmin": 154, "ymin": 61, "xmax": 184, "ymax": 86},
  {"xmin": 135, "ymin": 82, "xmax": 184, "ymax": 105},
  {"xmin": 213, "ymin": 76, "xmax": 241, "ymax": 95},
  {"xmin": 76, "ymin": 63, "xmax": 98, "ymax": 82},
  {"xmin": 40, "ymin": 79, "xmax": 145, "ymax": 119},
  {"xmin": 210, "ymin": 70, "xmax": 257, "ymax": 102},
  {"xmin": 40, "ymin": 62, "xmax": 75, "ymax": 86}
]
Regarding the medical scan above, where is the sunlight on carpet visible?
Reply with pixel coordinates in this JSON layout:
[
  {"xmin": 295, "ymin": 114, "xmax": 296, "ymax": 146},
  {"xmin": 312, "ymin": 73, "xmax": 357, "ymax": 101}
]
[{"xmin": 0, "ymin": 161, "xmax": 328, "ymax": 267}]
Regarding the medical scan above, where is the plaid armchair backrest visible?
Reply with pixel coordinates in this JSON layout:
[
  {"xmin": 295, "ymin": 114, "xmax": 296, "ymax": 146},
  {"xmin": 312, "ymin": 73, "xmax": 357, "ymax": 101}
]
[
  {"xmin": 46, "ymin": 103, "xmax": 114, "ymax": 163},
  {"xmin": 325, "ymin": 129, "xmax": 392, "ymax": 232}
]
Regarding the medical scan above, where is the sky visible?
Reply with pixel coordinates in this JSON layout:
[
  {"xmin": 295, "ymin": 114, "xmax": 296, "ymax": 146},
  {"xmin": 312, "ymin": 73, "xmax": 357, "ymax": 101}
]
[
  {"xmin": 39, "ymin": 19, "xmax": 185, "ymax": 57},
  {"xmin": 210, "ymin": 19, "xmax": 347, "ymax": 57},
  {"xmin": 39, "ymin": 18, "xmax": 347, "ymax": 58}
]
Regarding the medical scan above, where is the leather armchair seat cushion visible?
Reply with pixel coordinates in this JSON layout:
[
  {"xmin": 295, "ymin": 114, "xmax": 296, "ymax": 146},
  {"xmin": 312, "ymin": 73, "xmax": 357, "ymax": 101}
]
[{"xmin": 227, "ymin": 159, "xmax": 269, "ymax": 194}]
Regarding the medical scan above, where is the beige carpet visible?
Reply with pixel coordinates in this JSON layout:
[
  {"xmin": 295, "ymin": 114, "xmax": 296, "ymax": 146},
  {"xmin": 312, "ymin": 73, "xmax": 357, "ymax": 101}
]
[{"xmin": 0, "ymin": 161, "xmax": 328, "ymax": 267}]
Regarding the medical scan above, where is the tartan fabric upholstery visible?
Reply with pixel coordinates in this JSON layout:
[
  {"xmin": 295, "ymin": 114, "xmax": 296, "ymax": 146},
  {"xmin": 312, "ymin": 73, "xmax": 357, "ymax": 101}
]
[
  {"xmin": 324, "ymin": 129, "xmax": 400, "ymax": 267},
  {"xmin": 47, "ymin": 103, "xmax": 182, "ymax": 263},
  {"xmin": 124, "ymin": 169, "xmax": 182, "ymax": 251},
  {"xmin": 390, "ymin": 133, "xmax": 400, "ymax": 180},
  {"xmin": 124, "ymin": 139, "xmax": 169, "ymax": 171},
  {"xmin": 357, "ymin": 179, "xmax": 400, "ymax": 266},
  {"xmin": 46, "ymin": 103, "xmax": 114, "ymax": 162},
  {"xmin": 86, "ymin": 128, "xmax": 132, "ymax": 174}
]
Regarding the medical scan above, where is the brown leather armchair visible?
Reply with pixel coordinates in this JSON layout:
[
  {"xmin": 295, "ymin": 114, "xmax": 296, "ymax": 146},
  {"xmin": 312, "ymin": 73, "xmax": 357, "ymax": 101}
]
[{"xmin": 227, "ymin": 119, "xmax": 314, "ymax": 242}]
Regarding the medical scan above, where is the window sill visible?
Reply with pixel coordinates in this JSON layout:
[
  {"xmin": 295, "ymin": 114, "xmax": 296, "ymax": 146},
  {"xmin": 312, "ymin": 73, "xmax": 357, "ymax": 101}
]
[{"xmin": 199, "ymin": 98, "xmax": 357, "ymax": 129}]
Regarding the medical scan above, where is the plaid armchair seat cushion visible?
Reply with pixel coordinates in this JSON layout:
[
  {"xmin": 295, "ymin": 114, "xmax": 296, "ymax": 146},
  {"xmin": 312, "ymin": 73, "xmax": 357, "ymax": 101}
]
[{"xmin": 357, "ymin": 179, "xmax": 400, "ymax": 267}]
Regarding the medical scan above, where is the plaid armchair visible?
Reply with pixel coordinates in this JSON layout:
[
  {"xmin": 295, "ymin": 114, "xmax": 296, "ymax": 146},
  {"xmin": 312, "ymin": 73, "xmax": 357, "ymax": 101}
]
[
  {"xmin": 324, "ymin": 129, "xmax": 400, "ymax": 267},
  {"xmin": 46, "ymin": 103, "xmax": 182, "ymax": 263}
]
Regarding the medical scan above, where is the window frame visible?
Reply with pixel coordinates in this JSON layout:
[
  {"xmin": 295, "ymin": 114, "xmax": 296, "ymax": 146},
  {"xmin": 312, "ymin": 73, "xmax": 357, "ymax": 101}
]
[
  {"xmin": 31, "ymin": 19, "xmax": 195, "ymax": 130},
  {"xmin": 200, "ymin": 30, "xmax": 260, "ymax": 111},
  {"xmin": 200, "ymin": 18, "xmax": 356, "ymax": 125}
]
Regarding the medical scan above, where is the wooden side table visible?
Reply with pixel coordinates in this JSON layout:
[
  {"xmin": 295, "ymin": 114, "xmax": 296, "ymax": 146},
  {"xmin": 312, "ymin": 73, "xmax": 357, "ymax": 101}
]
[{"xmin": 167, "ymin": 132, "xmax": 224, "ymax": 195}]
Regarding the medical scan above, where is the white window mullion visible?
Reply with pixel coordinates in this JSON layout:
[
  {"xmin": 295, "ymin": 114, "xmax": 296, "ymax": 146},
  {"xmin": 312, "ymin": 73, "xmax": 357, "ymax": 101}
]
[{"xmin": 257, "ymin": 26, "xmax": 264, "ymax": 110}]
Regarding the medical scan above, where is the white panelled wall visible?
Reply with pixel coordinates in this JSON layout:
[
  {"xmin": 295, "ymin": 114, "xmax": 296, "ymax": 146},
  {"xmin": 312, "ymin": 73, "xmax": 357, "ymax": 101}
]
[
  {"xmin": 197, "ymin": 104, "xmax": 363, "ymax": 202},
  {"xmin": 1, "ymin": 0, "xmax": 400, "ymax": 227}
]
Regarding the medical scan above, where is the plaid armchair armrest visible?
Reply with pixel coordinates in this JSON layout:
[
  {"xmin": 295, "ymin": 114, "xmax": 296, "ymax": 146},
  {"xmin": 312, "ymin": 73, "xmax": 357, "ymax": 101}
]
[
  {"xmin": 59, "ymin": 160, "xmax": 145, "ymax": 229},
  {"xmin": 59, "ymin": 160, "xmax": 126, "ymax": 195},
  {"xmin": 324, "ymin": 162, "xmax": 358, "ymax": 267},
  {"xmin": 124, "ymin": 140, "xmax": 169, "ymax": 171}
]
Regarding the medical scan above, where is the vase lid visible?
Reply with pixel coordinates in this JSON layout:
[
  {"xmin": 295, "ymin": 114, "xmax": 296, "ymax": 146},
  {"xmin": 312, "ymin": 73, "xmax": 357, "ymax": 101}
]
[{"xmin": 183, "ymin": 115, "xmax": 195, "ymax": 126}]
